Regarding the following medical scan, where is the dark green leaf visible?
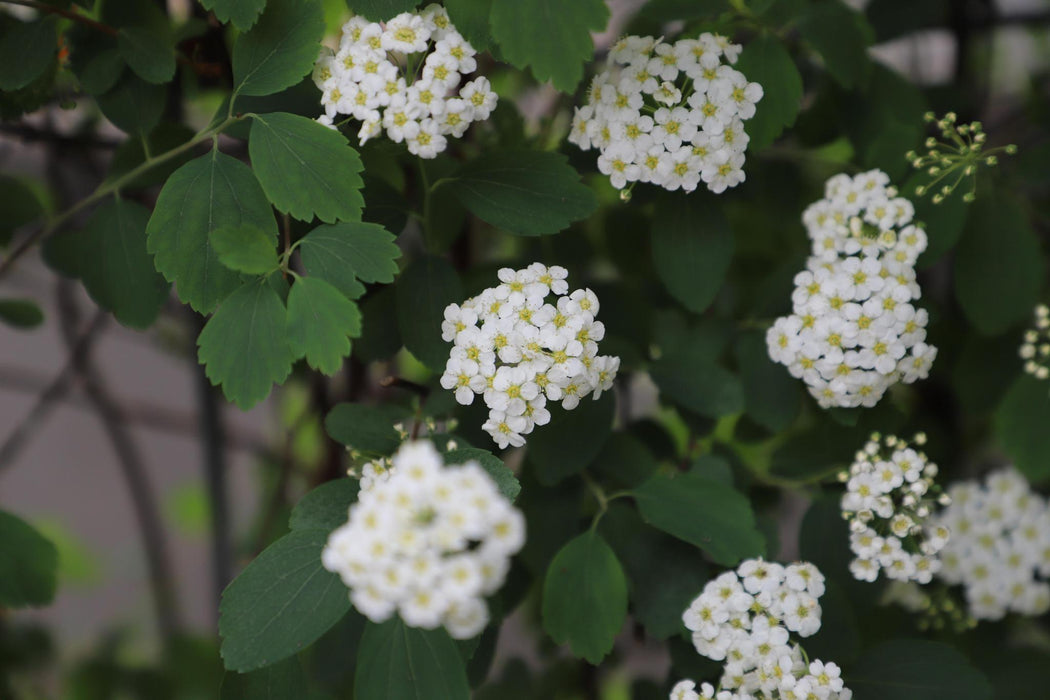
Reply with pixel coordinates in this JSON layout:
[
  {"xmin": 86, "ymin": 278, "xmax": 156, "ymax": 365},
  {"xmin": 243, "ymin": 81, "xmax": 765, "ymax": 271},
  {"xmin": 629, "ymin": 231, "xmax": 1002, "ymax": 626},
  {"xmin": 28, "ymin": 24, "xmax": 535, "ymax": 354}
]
[
  {"xmin": 95, "ymin": 73, "xmax": 166, "ymax": 135},
  {"xmin": 0, "ymin": 174, "xmax": 46, "ymax": 247},
  {"xmin": 197, "ymin": 279, "xmax": 296, "ymax": 409},
  {"xmin": 444, "ymin": 0, "xmax": 493, "ymax": 52},
  {"xmin": 209, "ymin": 224, "xmax": 279, "ymax": 275},
  {"xmin": 734, "ymin": 35, "xmax": 802, "ymax": 150},
  {"xmin": 354, "ymin": 286, "xmax": 402, "ymax": 362},
  {"xmin": 0, "ymin": 510, "xmax": 58, "ymax": 608},
  {"xmin": 354, "ymin": 617, "xmax": 469, "ymax": 700},
  {"xmin": 395, "ymin": 255, "xmax": 462, "ymax": 371},
  {"xmin": 147, "ymin": 150, "xmax": 277, "ymax": 313},
  {"xmin": 444, "ymin": 151, "xmax": 597, "ymax": 236},
  {"xmin": 649, "ymin": 352, "xmax": 744, "ymax": 419},
  {"xmin": 849, "ymin": 639, "xmax": 992, "ymax": 700},
  {"xmin": 588, "ymin": 432, "xmax": 658, "ymax": 490},
  {"xmin": 289, "ymin": 478, "xmax": 360, "ymax": 532},
  {"xmin": 232, "ymin": 0, "xmax": 325, "ymax": 98},
  {"xmin": 914, "ymin": 181, "xmax": 968, "ymax": 268},
  {"xmin": 632, "ymin": 469, "xmax": 765, "ymax": 566},
  {"xmin": 286, "ymin": 276, "xmax": 363, "ymax": 375},
  {"xmin": 736, "ymin": 329, "xmax": 800, "ymax": 432},
  {"xmin": 106, "ymin": 123, "xmax": 196, "ymax": 190},
  {"xmin": 651, "ymin": 191, "xmax": 733, "ymax": 314},
  {"xmin": 203, "ymin": 0, "xmax": 268, "ymax": 31},
  {"xmin": 117, "ymin": 25, "xmax": 175, "ymax": 84},
  {"xmin": 346, "ymin": 0, "xmax": 422, "ymax": 20},
  {"xmin": 445, "ymin": 447, "xmax": 521, "ymax": 502},
  {"xmin": 221, "ymin": 656, "xmax": 306, "ymax": 699},
  {"xmin": 0, "ymin": 17, "xmax": 57, "ymax": 90},
  {"xmin": 66, "ymin": 23, "xmax": 124, "ymax": 95},
  {"xmin": 541, "ymin": 531, "xmax": 627, "ymax": 664},
  {"xmin": 490, "ymin": 0, "xmax": 609, "ymax": 93},
  {"xmin": 0, "ymin": 299, "xmax": 44, "ymax": 329},
  {"xmin": 298, "ymin": 221, "xmax": 400, "ymax": 300},
  {"xmin": 994, "ymin": 375, "xmax": 1050, "ymax": 484},
  {"xmin": 324, "ymin": 402, "xmax": 408, "ymax": 454},
  {"xmin": 797, "ymin": 0, "xmax": 874, "ymax": 88},
  {"xmin": 249, "ymin": 112, "xmax": 365, "ymax": 223},
  {"xmin": 219, "ymin": 528, "xmax": 350, "ymax": 672},
  {"xmin": 526, "ymin": 391, "xmax": 615, "ymax": 486}
]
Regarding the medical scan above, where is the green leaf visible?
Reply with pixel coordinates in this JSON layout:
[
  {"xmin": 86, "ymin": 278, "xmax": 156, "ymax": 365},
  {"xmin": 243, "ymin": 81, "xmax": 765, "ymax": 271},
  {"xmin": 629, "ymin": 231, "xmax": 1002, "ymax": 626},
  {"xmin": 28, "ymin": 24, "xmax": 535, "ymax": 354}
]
[
  {"xmin": 0, "ymin": 17, "xmax": 57, "ymax": 90},
  {"xmin": 147, "ymin": 150, "xmax": 277, "ymax": 313},
  {"xmin": 0, "ymin": 510, "xmax": 58, "ymax": 608},
  {"xmin": 299, "ymin": 221, "xmax": 400, "ymax": 300},
  {"xmin": 203, "ymin": 0, "xmax": 268, "ymax": 31},
  {"xmin": 289, "ymin": 478, "xmax": 360, "ymax": 532},
  {"xmin": 632, "ymin": 469, "xmax": 765, "ymax": 566},
  {"xmin": 286, "ymin": 276, "xmax": 363, "ymax": 375},
  {"xmin": 354, "ymin": 617, "xmax": 469, "ymax": 700},
  {"xmin": 51, "ymin": 198, "xmax": 169, "ymax": 329},
  {"xmin": 589, "ymin": 432, "xmax": 658, "ymax": 490},
  {"xmin": 219, "ymin": 528, "xmax": 350, "ymax": 672},
  {"xmin": 443, "ymin": 151, "xmax": 597, "ymax": 236},
  {"xmin": 490, "ymin": 0, "xmax": 609, "ymax": 93},
  {"xmin": 444, "ymin": 0, "xmax": 493, "ymax": 52},
  {"xmin": 994, "ymin": 375, "xmax": 1050, "ymax": 484},
  {"xmin": 95, "ymin": 73, "xmax": 166, "ymax": 136},
  {"xmin": 197, "ymin": 279, "xmax": 296, "ymax": 409},
  {"xmin": 797, "ymin": 0, "xmax": 874, "ymax": 88},
  {"xmin": 395, "ymin": 255, "xmax": 463, "ymax": 371},
  {"xmin": 117, "ymin": 25, "xmax": 175, "ymax": 84},
  {"xmin": 526, "ymin": 391, "xmax": 615, "ymax": 486},
  {"xmin": 346, "ymin": 0, "xmax": 422, "ymax": 20},
  {"xmin": 734, "ymin": 35, "xmax": 802, "ymax": 150},
  {"xmin": 209, "ymin": 224, "xmax": 279, "ymax": 275},
  {"xmin": 736, "ymin": 329, "xmax": 800, "ymax": 432},
  {"xmin": 324, "ymin": 402, "xmax": 409, "ymax": 454},
  {"xmin": 541, "ymin": 531, "xmax": 627, "ymax": 664},
  {"xmin": 232, "ymin": 0, "xmax": 325, "ymax": 98},
  {"xmin": 249, "ymin": 112, "xmax": 365, "ymax": 223},
  {"xmin": 445, "ymin": 447, "xmax": 521, "ymax": 502},
  {"xmin": 649, "ymin": 351, "xmax": 744, "ymax": 419},
  {"xmin": 849, "ymin": 639, "xmax": 992, "ymax": 700},
  {"xmin": 651, "ymin": 191, "xmax": 733, "ymax": 314},
  {"xmin": 106, "ymin": 123, "xmax": 197, "ymax": 191},
  {"xmin": 0, "ymin": 299, "xmax": 44, "ymax": 329},
  {"xmin": 66, "ymin": 24, "xmax": 124, "ymax": 95},
  {"xmin": 953, "ymin": 194, "xmax": 1042, "ymax": 335},
  {"xmin": 221, "ymin": 656, "xmax": 306, "ymax": 699},
  {"xmin": 0, "ymin": 174, "xmax": 46, "ymax": 247},
  {"xmin": 911, "ymin": 172, "xmax": 968, "ymax": 268}
]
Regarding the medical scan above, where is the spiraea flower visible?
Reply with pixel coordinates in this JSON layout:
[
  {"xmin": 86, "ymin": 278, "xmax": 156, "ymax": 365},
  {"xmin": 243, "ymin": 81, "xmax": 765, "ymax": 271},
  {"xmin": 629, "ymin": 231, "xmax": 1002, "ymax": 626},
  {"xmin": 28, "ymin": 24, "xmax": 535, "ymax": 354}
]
[
  {"xmin": 677, "ymin": 559, "xmax": 853, "ymax": 700},
  {"xmin": 1019, "ymin": 304, "xmax": 1050, "ymax": 381},
  {"xmin": 312, "ymin": 5, "xmax": 497, "ymax": 157},
  {"xmin": 569, "ymin": 33, "xmax": 762, "ymax": 197},
  {"xmin": 439, "ymin": 264, "xmax": 619, "ymax": 449},
  {"xmin": 840, "ymin": 432, "xmax": 948, "ymax": 585},
  {"xmin": 767, "ymin": 170, "xmax": 937, "ymax": 409},
  {"xmin": 931, "ymin": 467, "xmax": 1050, "ymax": 620},
  {"xmin": 321, "ymin": 440, "xmax": 524, "ymax": 639}
]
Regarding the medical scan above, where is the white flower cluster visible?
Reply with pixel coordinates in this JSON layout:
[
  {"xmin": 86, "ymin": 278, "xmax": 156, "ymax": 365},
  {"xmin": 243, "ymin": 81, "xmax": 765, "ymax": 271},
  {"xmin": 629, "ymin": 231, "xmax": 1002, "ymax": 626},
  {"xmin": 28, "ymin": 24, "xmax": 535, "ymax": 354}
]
[
  {"xmin": 840, "ymin": 433, "xmax": 949, "ymax": 584},
  {"xmin": 678, "ymin": 559, "xmax": 852, "ymax": 700},
  {"xmin": 321, "ymin": 440, "xmax": 524, "ymax": 639},
  {"xmin": 568, "ymin": 34, "xmax": 762, "ymax": 195},
  {"xmin": 439, "ymin": 264, "xmax": 619, "ymax": 449},
  {"xmin": 313, "ymin": 5, "xmax": 497, "ymax": 157},
  {"xmin": 932, "ymin": 467, "xmax": 1050, "ymax": 620},
  {"xmin": 767, "ymin": 170, "xmax": 937, "ymax": 409},
  {"xmin": 1019, "ymin": 304, "xmax": 1050, "ymax": 381}
]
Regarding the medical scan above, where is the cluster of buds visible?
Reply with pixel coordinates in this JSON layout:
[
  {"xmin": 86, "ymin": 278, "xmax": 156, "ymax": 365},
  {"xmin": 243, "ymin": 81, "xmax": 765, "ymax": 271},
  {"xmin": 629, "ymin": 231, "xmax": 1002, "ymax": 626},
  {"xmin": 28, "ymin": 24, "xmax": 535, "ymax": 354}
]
[{"xmin": 1020, "ymin": 304, "xmax": 1050, "ymax": 381}]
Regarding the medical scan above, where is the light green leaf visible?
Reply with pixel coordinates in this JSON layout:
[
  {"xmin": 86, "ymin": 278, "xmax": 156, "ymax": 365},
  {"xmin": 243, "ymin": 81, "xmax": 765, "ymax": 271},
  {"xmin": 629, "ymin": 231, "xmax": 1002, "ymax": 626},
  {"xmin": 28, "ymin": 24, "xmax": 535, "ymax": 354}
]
[
  {"xmin": 232, "ymin": 0, "xmax": 325, "ymax": 98},
  {"xmin": 734, "ymin": 35, "xmax": 802, "ymax": 150},
  {"xmin": 994, "ymin": 375, "xmax": 1050, "ymax": 484},
  {"xmin": 147, "ymin": 150, "xmax": 277, "ymax": 313},
  {"xmin": 526, "ymin": 391, "xmax": 615, "ymax": 485},
  {"xmin": 249, "ymin": 112, "xmax": 365, "ymax": 223},
  {"xmin": 197, "ymin": 279, "xmax": 296, "ymax": 409},
  {"xmin": 299, "ymin": 221, "xmax": 400, "ymax": 301},
  {"xmin": 221, "ymin": 656, "xmax": 306, "ymax": 699},
  {"xmin": 286, "ymin": 276, "xmax": 363, "ymax": 375},
  {"xmin": 346, "ymin": 0, "xmax": 422, "ymax": 21},
  {"xmin": 219, "ymin": 528, "xmax": 350, "ymax": 672},
  {"xmin": 118, "ymin": 25, "xmax": 175, "ymax": 84},
  {"xmin": 632, "ymin": 469, "xmax": 765, "ymax": 566},
  {"xmin": 444, "ymin": 0, "xmax": 493, "ymax": 52},
  {"xmin": 0, "ymin": 16, "xmax": 57, "ymax": 91},
  {"xmin": 736, "ymin": 329, "xmax": 800, "ymax": 432},
  {"xmin": 209, "ymin": 224, "xmax": 279, "ymax": 275},
  {"xmin": 953, "ymin": 194, "xmax": 1042, "ymax": 335},
  {"xmin": 95, "ymin": 73, "xmax": 166, "ymax": 136},
  {"xmin": 443, "ymin": 151, "xmax": 597, "ymax": 236},
  {"xmin": 0, "ymin": 299, "xmax": 44, "ymax": 329},
  {"xmin": 289, "ymin": 479, "xmax": 360, "ymax": 532},
  {"xmin": 541, "ymin": 531, "xmax": 627, "ymax": 664},
  {"xmin": 202, "ymin": 0, "xmax": 268, "ymax": 31},
  {"xmin": 849, "ymin": 639, "xmax": 992, "ymax": 700},
  {"xmin": 0, "ymin": 510, "xmax": 58, "ymax": 608},
  {"xmin": 797, "ymin": 0, "xmax": 874, "ymax": 88},
  {"xmin": 651, "ymin": 191, "xmax": 733, "ymax": 314},
  {"xmin": 324, "ymin": 402, "xmax": 410, "ymax": 454},
  {"xmin": 395, "ymin": 255, "xmax": 462, "ymax": 371},
  {"xmin": 445, "ymin": 447, "xmax": 520, "ymax": 502},
  {"xmin": 490, "ymin": 0, "xmax": 609, "ymax": 93},
  {"xmin": 354, "ymin": 617, "xmax": 470, "ymax": 700}
]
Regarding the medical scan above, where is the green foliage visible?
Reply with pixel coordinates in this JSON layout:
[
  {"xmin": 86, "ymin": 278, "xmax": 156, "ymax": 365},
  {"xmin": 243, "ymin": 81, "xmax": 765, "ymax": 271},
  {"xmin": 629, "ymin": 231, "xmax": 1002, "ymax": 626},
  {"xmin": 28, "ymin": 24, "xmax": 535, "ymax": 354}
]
[
  {"xmin": 651, "ymin": 192, "xmax": 733, "ymax": 314},
  {"xmin": 287, "ymin": 276, "xmax": 363, "ymax": 374},
  {"xmin": 0, "ymin": 510, "xmax": 58, "ymax": 608},
  {"xmin": 735, "ymin": 35, "xmax": 803, "ymax": 149},
  {"xmin": 117, "ymin": 25, "xmax": 175, "ymax": 85},
  {"xmin": 994, "ymin": 375, "xmax": 1050, "ymax": 484},
  {"xmin": 232, "ymin": 0, "xmax": 326, "ymax": 98},
  {"xmin": 202, "ymin": 0, "xmax": 268, "ymax": 31},
  {"xmin": 221, "ymin": 656, "xmax": 307, "ymax": 699},
  {"xmin": 209, "ymin": 224, "xmax": 280, "ymax": 275},
  {"xmin": 526, "ymin": 392, "xmax": 615, "ymax": 485},
  {"xmin": 444, "ymin": 0, "xmax": 493, "ymax": 52},
  {"xmin": 396, "ymin": 255, "xmax": 462, "ymax": 371},
  {"xmin": 95, "ymin": 74, "xmax": 166, "ymax": 135},
  {"xmin": 0, "ymin": 16, "xmax": 57, "ymax": 91},
  {"xmin": 736, "ymin": 329, "xmax": 800, "ymax": 432},
  {"xmin": 298, "ymin": 221, "xmax": 400, "ymax": 298},
  {"xmin": 444, "ymin": 447, "xmax": 521, "ymax": 501},
  {"xmin": 796, "ymin": 0, "xmax": 874, "ymax": 89},
  {"xmin": 248, "ymin": 112, "xmax": 365, "ymax": 223},
  {"xmin": 849, "ymin": 639, "xmax": 992, "ymax": 700},
  {"xmin": 325, "ymin": 402, "xmax": 409, "ymax": 454},
  {"xmin": 354, "ymin": 617, "xmax": 470, "ymax": 700},
  {"xmin": 289, "ymin": 478, "xmax": 360, "ymax": 532},
  {"xmin": 346, "ymin": 0, "xmax": 422, "ymax": 21},
  {"xmin": 0, "ymin": 298, "xmax": 44, "ymax": 329}
]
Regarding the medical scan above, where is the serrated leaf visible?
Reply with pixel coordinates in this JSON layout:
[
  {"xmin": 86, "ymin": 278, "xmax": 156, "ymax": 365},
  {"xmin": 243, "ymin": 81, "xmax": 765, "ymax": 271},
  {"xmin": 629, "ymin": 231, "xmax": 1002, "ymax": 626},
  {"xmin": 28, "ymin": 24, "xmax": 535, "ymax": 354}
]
[
  {"xmin": 632, "ymin": 469, "xmax": 765, "ymax": 566},
  {"xmin": 219, "ymin": 528, "xmax": 350, "ymax": 672},
  {"xmin": 0, "ymin": 16, "xmax": 57, "ymax": 91},
  {"xmin": 289, "ymin": 479, "xmax": 360, "ymax": 532},
  {"xmin": 232, "ymin": 0, "xmax": 325, "ymax": 98},
  {"xmin": 797, "ymin": 0, "xmax": 874, "ymax": 89},
  {"xmin": 849, "ymin": 639, "xmax": 992, "ymax": 700},
  {"xmin": 249, "ymin": 112, "xmax": 365, "ymax": 223},
  {"xmin": 324, "ymin": 402, "xmax": 409, "ymax": 454},
  {"xmin": 0, "ymin": 510, "xmax": 58, "ymax": 608},
  {"xmin": 346, "ymin": 0, "xmax": 422, "ymax": 20},
  {"xmin": 147, "ymin": 150, "xmax": 277, "ymax": 313},
  {"xmin": 118, "ymin": 25, "xmax": 175, "ymax": 84},
  {"xmin": 0, "ymin": 299, "xmax": 44, "ymax": 329},
  {"xmin": 354, "ymin": 617, "xmax": 469, "ymax": 700},
  {"xmin": 651, "ymin": 191, "xmax": 733, "ymax": 314},
  {"xmin": 490, "ymin": 0, "xmax": 609, "ymax": 93},
  {"xmin": 445, "ymin": 447, "xmax": 520, "ymax": 502},
  {"xmin": 203, "ymin": 0, "xmax": 267, "ymax": 31},
  {"xmin": 95, "ymin": 73, "xmax": 166, "ymax": 136},
  {"xmin": 541, "ymin": 531, "xmax": 627, "ymax": 664},
  {"xmin": 734, "ymin": 35, "xmax": 802, "ymax": 150},
  {"xmin": 526, "ymin": 391, "xmax": 615, "ymax": 485},
  {"xmin": 299, "ymin": 221, "xmax": 400, "ymax": 301},
  {"xmin": 221, "ymin": 656, "xmax": 306, "ymax": 699},
  {"xmin": 443, "ymin": 151, "xmax": 597, "ymax": 236},
  {"xmin": 286, "ymin": 276, "xmax": 363, "ymax": 375},
  {"xmin": 197, "ymin": 279, "xmax": 296, "ymax": 409},
  {"xmin": 209, "ymin": 224, "xmax": 279, "ymax": 275},
  {"xmin": 994, "ymin": 375, "xmax": 1050, "ymax": 484},
  {"xmin": 395, "ymin": 255, "xmax": 462, "ymax": 371}
]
